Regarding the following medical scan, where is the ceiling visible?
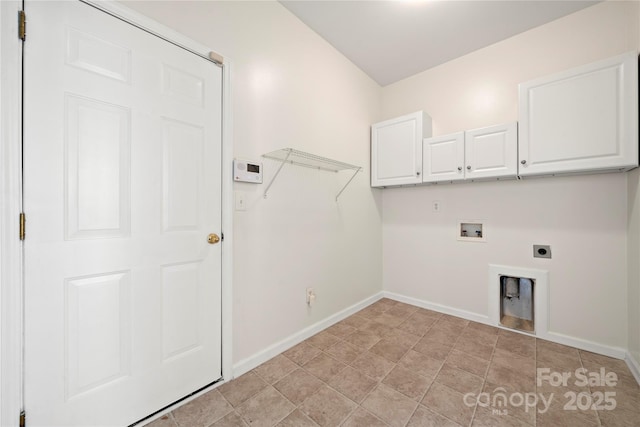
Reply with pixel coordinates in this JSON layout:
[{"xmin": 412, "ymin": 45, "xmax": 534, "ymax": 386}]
[{"xmin": 280, "ymin": 0, "xmax": 599, "ymax": 86}]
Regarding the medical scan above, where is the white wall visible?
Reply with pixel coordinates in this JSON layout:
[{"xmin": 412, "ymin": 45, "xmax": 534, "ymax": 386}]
[
  {"xmin": 121, "ymin": 1, "xmax": 383, "ymax": 368},
  {"xmin": 381, "ymin": 1, "xmax": 639, "ymax": 350},
  {"xmin": 627, "ymin": 1, "xmax": 640, "ymax": 370},
  {"xmin": 628, "ymin": 168, "xmax": 640, "ymax": 364},
  {"xmin": 122, "ymin": 0, "xmax": 640, "ymax": 365}
]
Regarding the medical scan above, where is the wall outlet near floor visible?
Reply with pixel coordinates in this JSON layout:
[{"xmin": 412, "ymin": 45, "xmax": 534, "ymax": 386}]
[
  {"xmin": 433, "ymin": 200, "xmax": 442, "ymax": 213},
  {"xmin": 306, "ymin": 288, "xmax": 316, "ymax": 306}
]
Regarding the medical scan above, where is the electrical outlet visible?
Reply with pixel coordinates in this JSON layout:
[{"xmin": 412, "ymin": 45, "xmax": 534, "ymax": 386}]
[
  {"xmin": 306, "ymin": 288, "xmax": 316, "ymax": 306},
  {"xmin": 433, "ymin": 200, "xmax": 442, "ymax": 213},
  {"xmin": 533, "ymin": 245, "xmax": 552, "ymax": 259}
]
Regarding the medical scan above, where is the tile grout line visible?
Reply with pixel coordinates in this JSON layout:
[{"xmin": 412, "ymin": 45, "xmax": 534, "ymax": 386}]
[
  {"xmin": 170, "ymin": 412, "xmax": 179, "ymax": 427},
  {"xmin": 209, "ymin": 388, "xmax": 236, "ymax": 427},
  {"xmin": 256, "ymin": 358, "xmax": 314, "ymax": 426},
  {"xmin": 336, "ymin": 302, "xmax": 390, "ymax": 425},
  {"xmin": 465, "ymin": 326, "xmax": 498, "ymax": 427},
  {"xmin": 399, "ymin": 311, "xmax": 445, "ymax": 427},
  {"xmin": 340, "ymin": 299, "xmax": 406, "ymax": 426},
  {"xmin": 404, "ymin": 316, "xmax": 474, "ymax": 427},
  {"xmin": 269, "ymin": 385, "xmax": 299, "ymax": 427},
  {"xmin": 282, "ymin": 307, "xmax": 496, "ymax": 426},
  {"xmin": 347, "ymin": 301, "xmax": 418, "ymax": 427},
  {"xmin": 297, "ymin": 353, "xmax": 356, "ymax": 426},
  {"xmin": 240, "ymin": 362, "xmax": 302, "ymax": 427},
  {"xmin": 534, "ymin": 336, "xmax": 537, "ymax": 427},
  {"xmin": 294, "ymin": 300, "xmax": 398, "ymax": 426},
  {"xmin": 162, "ymin": 300, "xmax": 637, "ymax": 427},
  {"xmin": 578, "ymin": 349, "xmax": 604, "ymax": 427},
  {"xmin": 351, "ymin": 301, "xmax": 446, "ymax": 426}
]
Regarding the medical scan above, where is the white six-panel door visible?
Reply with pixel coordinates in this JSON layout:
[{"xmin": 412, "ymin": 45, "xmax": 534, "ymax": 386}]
[{"xmin": 23, "ymin": 1, "xmax": 223, "ymax": 425}]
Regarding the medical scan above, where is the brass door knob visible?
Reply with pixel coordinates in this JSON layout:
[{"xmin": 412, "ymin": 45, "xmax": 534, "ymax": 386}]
[{"xmin": 207, "ymin": 233, "xmax": 220, "ymax": 244}]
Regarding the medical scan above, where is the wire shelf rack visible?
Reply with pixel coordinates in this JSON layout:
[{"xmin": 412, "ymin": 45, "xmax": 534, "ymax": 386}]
[{"xmin": 262, "ymin": 148, "xmax": 362, "ymax": 201}]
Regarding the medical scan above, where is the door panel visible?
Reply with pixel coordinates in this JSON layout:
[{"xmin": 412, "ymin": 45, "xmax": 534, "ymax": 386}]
[
  {"xmin": 65, "ymin": 271, "xmax": 132, "ymax": 399},
  {"xmin": 371, "ymin": 111, "xmax": 427, "ymax": 187},
  {"xmin": 518, "ymin": 52, "xmax": 638, "ymax": 175},
  {"xmin": 162, "ymin": 262, "xmax": 202, "ymax": 360},
  {"xmin": 66, "ymin": 94, "xmax": 132, "ymax": 239},
  {"xmin": 23, "ymin": 1, "xmax": 223, "ymax": 425},
  {"xmin": 465, "ymin": 122, "xmax": 517, "ymax": 180},
  {"xmin": 65, "ymin": 27, "xmax": 132, "ymax": 83},
  {"xmin": 422, "ymin": 132, "xmax": 465, "ymax": 183},
  {"xmin": 162, "ymin": 118, "xmax": 203, "ymax": 231}
]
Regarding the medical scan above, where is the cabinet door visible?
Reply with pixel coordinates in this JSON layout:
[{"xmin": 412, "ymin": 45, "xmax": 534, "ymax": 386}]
[
  {"xmin": 371, "ymin": 111, "xmax": 430, "ymax": 187},
  {"xmin": 519, "ymin": 52, "xmax": 638, "ymax": 176},
  {"xmin": 465, "ymin": 122, "xmax": 518, "ymax": 180},
  {"xmin": 422, "ymin": 132, "xmax": 465, "ymax": 183}
]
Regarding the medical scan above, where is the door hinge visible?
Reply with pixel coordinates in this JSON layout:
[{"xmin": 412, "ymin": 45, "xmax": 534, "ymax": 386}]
[
  {"xmin": 19, "ymin": 213, "xmax": 25, "ymax": 241},
  {"xmin": 221, "ymin": 232, "xmax": 224, "ymax": 241},
  {"xmin": 18, "ymin": 11, "xmax": 26, "ymax": 41},
  {"xmin": 19, "ymin": 410, "xmax": 25, "ymax": 427}
]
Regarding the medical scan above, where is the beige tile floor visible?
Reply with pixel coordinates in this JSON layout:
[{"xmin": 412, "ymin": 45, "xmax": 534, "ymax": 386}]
[{"xmin": 148, "ymin": 298, "xmax": 640, "ymax": 427}]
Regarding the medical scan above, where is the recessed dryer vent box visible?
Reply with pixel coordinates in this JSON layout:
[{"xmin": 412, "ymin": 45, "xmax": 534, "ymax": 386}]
[{"xmin": 458, "ymin": 220, "xmax": 486, "ymax": 242}]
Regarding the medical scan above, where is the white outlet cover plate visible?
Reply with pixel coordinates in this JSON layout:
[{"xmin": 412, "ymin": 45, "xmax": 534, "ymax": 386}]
[{"xmin": 235, "ymin": 191, "xmax": 247, "ymax": 211}]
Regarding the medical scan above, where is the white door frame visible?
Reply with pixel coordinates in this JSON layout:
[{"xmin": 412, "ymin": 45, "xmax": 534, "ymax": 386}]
[
  {"xmin": 0, "ymin": 1, "xmax": 234, "ymax": 425},
  {"xmin": 1, "ymin": 1, "xmax": 25, "ymax": 426}
]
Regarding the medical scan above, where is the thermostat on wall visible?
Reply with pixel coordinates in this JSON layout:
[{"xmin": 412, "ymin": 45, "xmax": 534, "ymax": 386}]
[{"xmin": 233, "ymin": 159, "xmax": 263, "ymax": 183}]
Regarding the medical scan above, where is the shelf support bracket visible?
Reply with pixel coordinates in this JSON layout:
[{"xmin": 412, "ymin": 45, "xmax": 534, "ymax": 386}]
[
  {"xmin": 263, "ymin": 150, "xmax": 292, "ymax": 199},
  {"xmin": 336, "ymin": 167, "xmax": 361, "ymax": 201}
]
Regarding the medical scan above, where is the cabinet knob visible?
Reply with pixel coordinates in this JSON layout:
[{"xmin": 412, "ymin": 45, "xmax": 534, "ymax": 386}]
[
  {"xmin": 416, "ymin": 171, "xmax": 421, "ymax": 176},
  {"xmin": 521, "ymin": 160, "xmax": 527, "ymax": 165},
  {"xmin": 466, "ymin": 165, "xmax": 471, "ymax": 170},
  {"xmin": 457, "ymin": 166, "xmax": 462, "ymax": 172}
]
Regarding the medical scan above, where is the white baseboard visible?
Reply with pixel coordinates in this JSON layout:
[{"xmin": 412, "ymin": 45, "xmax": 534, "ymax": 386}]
[
  {"xmin": 232, "ymin": 291, "xmax": 384, "ymax": 378},
  {"xmin": 382, "ymin": 291, "xmax": 490, "ymax": 324},
  {"xmin": 542, "ymin": 330, "xmax": 627, "ymax": 360},
  {"xmin": 232, "ymin": 290, "xmax": 634, "ymax": 384},
  {"xmin": 384, "ymin": 291, "xmax": 630, "ymax": 362},
  {"xmin": 625, "ymin": 351, "xmax": 640, "ymax": 386}
]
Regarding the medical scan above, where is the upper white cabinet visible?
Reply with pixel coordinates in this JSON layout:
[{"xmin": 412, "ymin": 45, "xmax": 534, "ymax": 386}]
[
  {"xmin": 371, "ymin": 111, "xmax": 432, "ymax": 187},
  {"xmin": 423, "ymin": 122, "xmax": 518, "ymax": 183},
  {"xmin": 466, "ymin": 122, "xmax": 518, "ymax": 180},
  {"xmin": 423, "ymin": 132, "xmax": 465, "ymax": 183},
  {"xmin": 518, "ymin": 52, "xmax": 638, "ymax": 177}
]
